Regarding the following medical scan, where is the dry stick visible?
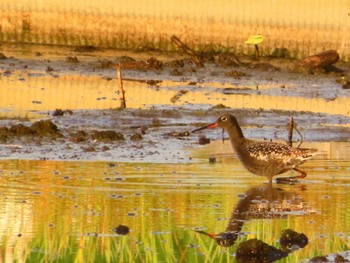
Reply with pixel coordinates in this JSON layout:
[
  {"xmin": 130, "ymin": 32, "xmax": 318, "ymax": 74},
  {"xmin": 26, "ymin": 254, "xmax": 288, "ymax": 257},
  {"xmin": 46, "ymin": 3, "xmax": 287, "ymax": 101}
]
[
  {"xmin": 287, "ymin": 117, "xmax": 294, "ymax": 147},
  {"xmin": 170, "ymin": 35, "xmax": 204, "ymax": 68},
  {"xmin": 254, "ymin": 44, "xmax": 260, "ymax": 59},
  {"xmin": 116, "ymin": 64, "xmax": 126, "ymax": 108},
  {"xmin": 287, "ymin": 117, "xmax": 304, "ymax": 148}
]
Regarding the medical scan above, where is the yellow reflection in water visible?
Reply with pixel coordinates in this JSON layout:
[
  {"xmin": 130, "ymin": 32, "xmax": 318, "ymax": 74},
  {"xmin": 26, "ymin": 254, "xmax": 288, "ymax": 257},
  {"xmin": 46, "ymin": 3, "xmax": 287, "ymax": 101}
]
[
  {"xmin": 0, "ymin": 73, "xmax": 349, "ymax": 119},
  {"xmin": 0, "ymin": 152, "xmax": 349, "ymax": 262}
]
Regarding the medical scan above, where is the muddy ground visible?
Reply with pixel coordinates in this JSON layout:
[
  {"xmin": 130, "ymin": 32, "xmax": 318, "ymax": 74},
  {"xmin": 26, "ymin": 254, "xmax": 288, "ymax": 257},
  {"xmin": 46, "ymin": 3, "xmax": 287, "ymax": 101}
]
[{"xmin": 0, "ymin": 43, "xmax": 349, "ymax": 162}]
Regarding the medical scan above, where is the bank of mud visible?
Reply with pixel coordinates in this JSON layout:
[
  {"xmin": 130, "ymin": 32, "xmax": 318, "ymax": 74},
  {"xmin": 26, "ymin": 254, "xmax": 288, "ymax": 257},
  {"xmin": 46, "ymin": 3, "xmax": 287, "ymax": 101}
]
[{"xmin": 0, "ymin": 43, "xmax": 349, "ymax": 162}]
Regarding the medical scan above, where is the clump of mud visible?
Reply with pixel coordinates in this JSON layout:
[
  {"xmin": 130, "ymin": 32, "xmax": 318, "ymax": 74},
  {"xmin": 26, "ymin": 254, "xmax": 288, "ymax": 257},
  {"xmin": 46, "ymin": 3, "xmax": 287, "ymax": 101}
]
[
  {"xmin": 236, "ymin": 238, "xmax": 288, "ymax": 262},
  {"xmin": 0, "ymin": 120, "xmax": 62, "ymax": 142},
  {"xmin": 91, "ymin": 130, "xmax": 125, "ymax": 142}
]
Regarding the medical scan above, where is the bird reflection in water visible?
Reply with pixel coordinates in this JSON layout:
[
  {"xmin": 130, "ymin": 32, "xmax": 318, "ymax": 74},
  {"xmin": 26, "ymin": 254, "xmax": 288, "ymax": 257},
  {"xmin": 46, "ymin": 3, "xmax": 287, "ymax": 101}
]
[{"xmin": 195, "ymin": 184, "xmax": 309, "ymax": 262}]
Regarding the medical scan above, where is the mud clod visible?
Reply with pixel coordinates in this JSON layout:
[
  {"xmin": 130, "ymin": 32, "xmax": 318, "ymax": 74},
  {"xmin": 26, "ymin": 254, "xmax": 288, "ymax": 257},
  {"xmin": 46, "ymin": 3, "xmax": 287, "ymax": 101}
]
[
  {"xmin": 70, "ymin": 130, "xmax": 89, "ymax": 143},
  {"xmin": 171, "ymin": 131, "xmax": 190, "ymax": 138},
  {"xmin": 279, "ymin": 229, "xmax": 308, "ymax": 250},
  {"xmin": 216, "ymin": 53, "xmax": 243, "ymax": 68},
  {"xmin": 0, "ymin": 120, "xmax": 62, "ymax": 142},
  {"xmin": 130, "ymin": 133, "xmax": 143, "ymax": 141},
  {"xmin": 309, "ymin": 256, "xmax": 329, "ymax": 262},
  {"xmin": 73, "ymin": 45, "xmax": 98, "ymax": 52},
  {"xmin": 210, "ymin": 104, "xmax": 230, "ymax": 109},
  {"xmin": 120, "ymin": 57, "xmax": 162, "ymax": 70},
  {"xmin": 83, "ymin": 146, "xmax": 96, "ymax": 152},
  {"xmin": 145, "ymin": 57, "xmax": 163, "ymax": 70},
  {"xmin": 52, "ymin": 109, "xmax": 65, "ymax": 116},
  {"xmin": 9, "ymin": 124, "xmax": 34, "ymax": 136},
  {"xmin": 0, "ymin": 127, "xmax": 11, "ymax": 142},
  {"xmin": 66, "ymin": 56, "xmax": 79, "ymax": 63},
  {"xmin": 0, "ymin": 53, "xmax": 8, "ymax": 59},
  {"xmin": 91, "ymin": 130, "xmax": 125, "ymax": 142},
  {"xmin": 225, "ymin": 70, "xmax": 247, "ymax": 78},
  {"xmin": 236, "ymin": 238, "xmax": 288, "ymax": 263},
  {"xmin": 31, "ymin": 120, "xmax": 61, "ymax": 137},
  {"xmin": 169, "ymin": 68, "xmax": 183, "ymax": 76},
  {"xmin": 113, "ymin": 224, "xmax": 130, "ymax": 235},
  {"xmin": 198, "ymin": 136, "xmax": 210, "ymax": 145},
  {"xmin": 46, "ymin": 66, "xmax": 54, "ymax": 72},
  {"xmin": 163, "ymin": 59, "xmax": 185, "ymax": 68}
]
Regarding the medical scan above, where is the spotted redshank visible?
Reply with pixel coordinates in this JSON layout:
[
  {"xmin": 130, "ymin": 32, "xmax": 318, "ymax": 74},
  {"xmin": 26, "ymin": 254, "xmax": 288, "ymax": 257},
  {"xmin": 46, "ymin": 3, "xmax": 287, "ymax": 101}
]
[{"xmin": 192, "ymin": 114, "xmax": 318, "ymax": 183}]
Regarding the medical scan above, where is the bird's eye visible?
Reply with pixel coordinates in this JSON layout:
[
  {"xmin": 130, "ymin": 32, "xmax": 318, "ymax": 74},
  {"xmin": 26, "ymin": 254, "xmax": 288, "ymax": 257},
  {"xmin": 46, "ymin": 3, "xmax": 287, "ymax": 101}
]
[
  {"xmin": 220, "ymin": 116, "xmax": 228, "ymax": 122},
  {"xmin": 219, "ymin": 239, "xmax": 227, "ymax": 246}
]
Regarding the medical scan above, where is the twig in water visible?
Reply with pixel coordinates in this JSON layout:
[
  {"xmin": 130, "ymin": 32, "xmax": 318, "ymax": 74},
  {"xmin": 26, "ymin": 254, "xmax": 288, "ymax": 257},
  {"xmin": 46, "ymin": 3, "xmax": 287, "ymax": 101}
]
[
  {"xmin": 287, "ymin": 117, "xmax": 304, "ymax": 147},
  {"xmin": 116, "ymin": 64, "xmax": 126, "ymax": 108}
]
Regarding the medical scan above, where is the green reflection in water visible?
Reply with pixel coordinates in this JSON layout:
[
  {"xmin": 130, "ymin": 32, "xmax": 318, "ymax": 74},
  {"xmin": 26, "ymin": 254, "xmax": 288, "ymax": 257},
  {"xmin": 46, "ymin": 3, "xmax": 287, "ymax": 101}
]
[{"xmin": 0, "ymin": 159, "xmax": 349, "ymax": 262}]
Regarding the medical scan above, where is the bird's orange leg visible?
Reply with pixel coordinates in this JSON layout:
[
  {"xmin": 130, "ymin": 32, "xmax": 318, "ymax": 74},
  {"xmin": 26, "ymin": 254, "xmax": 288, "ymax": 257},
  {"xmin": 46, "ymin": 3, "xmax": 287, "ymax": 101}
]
[
  {"xmin": 293, "ymin": 167, "xmax": 307, "ymax": 178},
  {"xmin": 275, "ymin": 167, "xmax": 307, "ymax": 184}
]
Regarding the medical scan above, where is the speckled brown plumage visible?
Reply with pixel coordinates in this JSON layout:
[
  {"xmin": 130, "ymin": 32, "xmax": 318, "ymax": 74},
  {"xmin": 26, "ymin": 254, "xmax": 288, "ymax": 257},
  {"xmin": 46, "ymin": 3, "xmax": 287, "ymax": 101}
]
[{"xmin": 192, "ymin": 114, "xmax": 319, "ymax": 183}]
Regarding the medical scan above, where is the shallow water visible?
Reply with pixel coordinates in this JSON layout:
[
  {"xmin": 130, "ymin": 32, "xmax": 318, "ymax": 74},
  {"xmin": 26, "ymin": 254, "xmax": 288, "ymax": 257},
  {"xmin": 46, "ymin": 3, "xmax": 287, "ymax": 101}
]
[
  {"xmin": 0, "ymin": 44, "xmax": 350, "ymax": 262},
  {"xmin": 0, "ymin": 142, "xmax": 350, "ymax": 262}
]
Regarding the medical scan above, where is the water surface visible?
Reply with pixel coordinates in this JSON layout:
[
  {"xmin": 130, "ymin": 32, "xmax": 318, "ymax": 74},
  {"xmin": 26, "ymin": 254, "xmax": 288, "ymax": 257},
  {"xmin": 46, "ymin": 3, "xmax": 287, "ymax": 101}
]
[{"xmin": 0, "ymin": 144, "xmax": 349, "ymax": 262}]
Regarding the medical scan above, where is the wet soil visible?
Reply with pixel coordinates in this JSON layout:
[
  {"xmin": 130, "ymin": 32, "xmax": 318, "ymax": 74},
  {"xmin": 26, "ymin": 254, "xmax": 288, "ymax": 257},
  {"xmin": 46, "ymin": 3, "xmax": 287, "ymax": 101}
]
[{"xmin": 0, "ymin": 43, "xmax": 349, "ymax": 162}]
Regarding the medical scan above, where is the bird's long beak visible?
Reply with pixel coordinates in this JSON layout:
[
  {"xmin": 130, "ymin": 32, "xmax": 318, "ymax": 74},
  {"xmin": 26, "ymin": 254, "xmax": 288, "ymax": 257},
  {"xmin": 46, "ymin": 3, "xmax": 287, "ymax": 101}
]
[
  {"xmin": 194, "ymin": 230, "xmax": 218, "ymax": 239},
  {"xmin": 192, "ymin": 122, "xmax": 218, "ymax": 133}
]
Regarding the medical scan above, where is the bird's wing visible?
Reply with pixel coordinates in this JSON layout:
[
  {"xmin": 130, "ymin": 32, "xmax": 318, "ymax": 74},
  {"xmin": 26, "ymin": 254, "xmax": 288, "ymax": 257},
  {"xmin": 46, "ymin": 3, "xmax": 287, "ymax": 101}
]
[{"xmin": 246, "ymin": 141, "xmax": 294, "ymax": 162}]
